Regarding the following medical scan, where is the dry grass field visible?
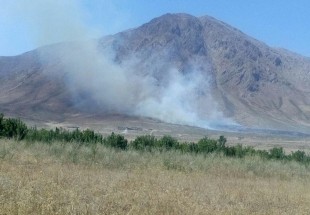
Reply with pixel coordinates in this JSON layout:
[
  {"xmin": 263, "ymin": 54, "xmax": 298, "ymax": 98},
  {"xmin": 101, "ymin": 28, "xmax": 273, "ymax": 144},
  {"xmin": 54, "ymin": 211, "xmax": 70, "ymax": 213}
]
[{"xmin": 1, "ymin": 139, "xmax": 310, "ymax": 214}]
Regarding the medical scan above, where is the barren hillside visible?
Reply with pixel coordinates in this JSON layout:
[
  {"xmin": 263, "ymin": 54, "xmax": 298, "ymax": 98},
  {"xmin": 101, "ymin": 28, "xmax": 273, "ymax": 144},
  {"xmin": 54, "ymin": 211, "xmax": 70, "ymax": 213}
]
[{"xmin": 1, "ymin": 13, "xmax": 310, "ymax": 133}]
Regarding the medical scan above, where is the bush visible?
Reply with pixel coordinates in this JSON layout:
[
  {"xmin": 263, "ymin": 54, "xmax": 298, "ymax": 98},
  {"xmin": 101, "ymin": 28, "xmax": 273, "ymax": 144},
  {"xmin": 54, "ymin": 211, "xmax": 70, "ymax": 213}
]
[
  {"xmin": 218, "ymin": 135, "xmax": 227, "ymax": 148},
  {"xmin": 103, "ymin": 132, "xmax": 127, "ymax": 150},
  {"xmin": 0, "ymin": 116, "xmax": 28, "ymax": 140},
  {"xmin": 81, "ymin": 129, "xmax": 103, "ymax": 144},
  {"xmin": 269, "ymin": 147, "xmax": 285, "ymax": 160},
  {"xmin": 234, "ymin": 144, "xmax": 245, "ymax": 158},
  {"xmin": 157, "ymin": 135, "xmax": 179, "ymax": 150},
  {"xmin": 177, "ymin": 142, "xmax": 191, "ymax": 153},
  {"xmin": 225, "ymin": 144, "xmax": 255, "ymax": 158},
  {"xmin": 24, "ymin": 127, "xmax": 103, "ymax": 144},
  {"xmin": 243, "ymin": 146, "xmax": 256, "ymax": 156},
  {"xmin": 291, "ymin": 150, "xmax": 308, "ymax": 163},
  {"xmin": 187, "ymin": 143, "xmax": 199, "ymax": 153},
  {"xmin": 197, "ymin": 137, "xmax": 218, "ymax": 153},
  {"xmin": 131, "ymin": 135, "xmax": 157, "ymax": 151},
  {"xmin": 223, "ymin": 146, "xmax": 237, "ymax": 157}
]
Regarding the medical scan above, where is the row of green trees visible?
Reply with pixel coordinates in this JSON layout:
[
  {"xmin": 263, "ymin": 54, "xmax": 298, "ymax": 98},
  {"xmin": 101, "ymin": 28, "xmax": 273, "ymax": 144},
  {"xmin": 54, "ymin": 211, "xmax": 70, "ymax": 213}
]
[
  {"xmin": 0, "ymin": 113, "xmax": 28, "ymax": 140},
  {"xmin": 130, "ymin": 134, "xmax": 310, "ymax": 163},
  {"xmin": 25, "ymin": 127, "xmax": 104, "ymax": 145},
  {"xmin": 0, "ymin": 113, "xmax": 309, "ymax": 164}
]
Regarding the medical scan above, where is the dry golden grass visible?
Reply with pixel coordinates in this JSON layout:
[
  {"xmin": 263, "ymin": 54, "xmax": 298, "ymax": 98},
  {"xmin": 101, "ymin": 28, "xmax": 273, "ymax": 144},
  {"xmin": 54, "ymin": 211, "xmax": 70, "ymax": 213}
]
[{"xmin": 1, "ymin": 139, "xmax": 310, "ymax": 214}]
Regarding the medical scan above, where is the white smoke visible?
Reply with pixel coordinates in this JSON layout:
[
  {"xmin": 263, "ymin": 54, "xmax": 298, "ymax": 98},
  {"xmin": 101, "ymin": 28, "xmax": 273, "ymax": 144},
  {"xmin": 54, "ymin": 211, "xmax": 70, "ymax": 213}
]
[
  {"xmin": 5, "ymin": 0, "xmax": 236, "ymax": 129},
  {"xmin": 135, "ymin": 68, "xmax": 217, "ymax": 127}
]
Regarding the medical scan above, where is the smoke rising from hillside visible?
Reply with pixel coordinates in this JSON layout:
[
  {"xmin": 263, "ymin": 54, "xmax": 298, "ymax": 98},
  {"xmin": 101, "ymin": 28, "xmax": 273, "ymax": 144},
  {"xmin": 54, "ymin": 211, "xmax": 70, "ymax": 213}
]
[
  {"xmin": 52, "ymin": 41, "xmax": 235, "ymax": 129},
  {"xmin": 8, "ymin": 0, "xmax": 235, "ymax": 129}
]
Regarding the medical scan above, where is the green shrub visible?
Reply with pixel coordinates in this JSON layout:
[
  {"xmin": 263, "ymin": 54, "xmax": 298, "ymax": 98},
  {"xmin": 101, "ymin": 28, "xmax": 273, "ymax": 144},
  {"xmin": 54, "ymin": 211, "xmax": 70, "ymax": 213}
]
[
  {"xmin": 291, "ymin": 150, "xmax": 308, "ymax": 163},
  {"xmin": 256, "ymin": 149, "xmax": 269, "ymax": 159},
  {"xmin": 0, "ymin": 117, "xmax": 28, "ymax": 140},
  {"xmin": 234, "ymin": 144, "xmax": 245, "ymax": 158},
  {"xmin": 177, "ymin": 142, "xmax": 190, "ymax": 153},
  {"xmin": 218, "ymin": 135, "xmax": 227, "ymax": 148},
  {"xmin": 197, "ymin": 137, "xmax": 218, "ymax": 153},
  {"xmin": 243, "ymin": 146, "xmax": 256, "ymax": 156},
  {"xmin": 188, "ymin": 143, "xmax": 199, "ymax": 153},
  {"xmin": 80, "ymin": 129, "xmax": 103, "ymax": 144},
  {"xmin": 269, "ymin": 147, "xmax": 285, "ymax": 160},
  {"xmin": 223, "ymin": 146, "xmax": 237, "ymax": 157},
  {"xmin": 103, "ymin": 132, "xmax": 127, "ymax": 150},
  {"xmin": 157, "ymin": 135, "xmax": 179, "ymax": 150},
  {"xmin": 131, "ymin": 135, "xmax": 157, "ymax": 151},
  {"xmin": 25, "ymin": 127, "xmax": 103, "ymax": 144}
]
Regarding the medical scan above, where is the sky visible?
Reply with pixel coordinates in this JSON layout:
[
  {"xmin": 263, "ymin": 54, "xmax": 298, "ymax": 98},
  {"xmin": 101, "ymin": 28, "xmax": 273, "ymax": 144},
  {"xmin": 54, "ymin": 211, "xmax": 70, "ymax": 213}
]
[{"xmin": 0, "ymin": 0, "xmax": 309, "ymax": 57}]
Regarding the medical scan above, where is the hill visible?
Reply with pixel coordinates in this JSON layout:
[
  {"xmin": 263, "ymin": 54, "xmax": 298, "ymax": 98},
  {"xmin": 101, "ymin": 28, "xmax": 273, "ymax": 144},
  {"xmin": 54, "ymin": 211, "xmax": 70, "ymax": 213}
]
[{"xmin": 1, "ymin": 13, "xmax": 310, "ymax": 133}]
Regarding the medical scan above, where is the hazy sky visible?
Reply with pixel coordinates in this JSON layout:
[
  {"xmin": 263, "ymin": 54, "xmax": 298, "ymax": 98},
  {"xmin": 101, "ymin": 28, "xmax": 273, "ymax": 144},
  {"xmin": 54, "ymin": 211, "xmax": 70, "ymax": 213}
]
[{"xmin": 0, "ymin": 0, "xmax": 309, "ymax": 56}]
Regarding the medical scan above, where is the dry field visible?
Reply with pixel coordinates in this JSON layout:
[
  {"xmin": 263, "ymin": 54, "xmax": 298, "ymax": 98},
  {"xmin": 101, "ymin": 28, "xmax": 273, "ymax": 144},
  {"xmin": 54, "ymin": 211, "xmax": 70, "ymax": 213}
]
[{"xmin": 1, "ymin": 139, "xmax": 310, "ymax": 214}]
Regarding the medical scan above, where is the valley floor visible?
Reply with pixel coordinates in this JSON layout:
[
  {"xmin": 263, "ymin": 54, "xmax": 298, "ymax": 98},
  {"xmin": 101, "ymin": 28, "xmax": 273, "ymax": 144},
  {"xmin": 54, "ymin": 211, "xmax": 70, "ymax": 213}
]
[{"xmin": 1, "ymin": 140, "xmax": 310, "ymax": 214}]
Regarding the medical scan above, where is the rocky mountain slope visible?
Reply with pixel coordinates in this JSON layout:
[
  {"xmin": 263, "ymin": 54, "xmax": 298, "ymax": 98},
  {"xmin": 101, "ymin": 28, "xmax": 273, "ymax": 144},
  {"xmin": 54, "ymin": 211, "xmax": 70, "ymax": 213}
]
[{"xmin": 1, "ymin": 13, "xmax": 310, "ymax": 132}]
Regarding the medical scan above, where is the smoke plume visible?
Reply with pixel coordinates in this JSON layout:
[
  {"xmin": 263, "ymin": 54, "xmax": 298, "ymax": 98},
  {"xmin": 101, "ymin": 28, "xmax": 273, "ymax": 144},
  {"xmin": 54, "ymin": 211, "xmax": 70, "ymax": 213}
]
[{"xmin": 6, "ymin": 0, "xmax": 236, "ymax": 129}]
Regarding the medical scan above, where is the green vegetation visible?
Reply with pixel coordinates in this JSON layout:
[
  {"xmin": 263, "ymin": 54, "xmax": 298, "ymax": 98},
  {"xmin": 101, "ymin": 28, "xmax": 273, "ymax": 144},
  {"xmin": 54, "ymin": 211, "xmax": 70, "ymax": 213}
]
[
  {"xmin": 103, "ymin": 132, "xmax": 128, "ymax": 150},
  {"xmin": 25, "ymin": 127, "xmax": 103, "ymax": 144},
  {"xmin": 0, "ymin": 113, "xmax": 27, "ymax": 140},
  {"xmin": 0, "ymin": 113, "xmax": 310, "ymax": 164}
]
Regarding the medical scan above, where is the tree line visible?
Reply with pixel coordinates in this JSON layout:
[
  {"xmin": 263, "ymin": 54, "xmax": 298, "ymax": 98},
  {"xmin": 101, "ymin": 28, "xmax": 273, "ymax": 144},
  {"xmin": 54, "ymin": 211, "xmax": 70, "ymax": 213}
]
[{"xmin": 0, "ymin": 113, "xmax": 309, "ymax": 164}]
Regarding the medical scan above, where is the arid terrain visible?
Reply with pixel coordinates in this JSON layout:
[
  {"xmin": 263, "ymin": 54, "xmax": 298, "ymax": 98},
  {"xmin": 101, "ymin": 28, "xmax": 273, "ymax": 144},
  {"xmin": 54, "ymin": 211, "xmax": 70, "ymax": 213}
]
[
  {"xmin": 1, "ymin": 13, "xmax": 310, "ymax": 214},
  {"xmin": 1, "ymin": 139, "xmax": 310, "ymax": 214},
  {"xmin": 1, "ymin": 13, "xmax": 310, "ymax": 134}
]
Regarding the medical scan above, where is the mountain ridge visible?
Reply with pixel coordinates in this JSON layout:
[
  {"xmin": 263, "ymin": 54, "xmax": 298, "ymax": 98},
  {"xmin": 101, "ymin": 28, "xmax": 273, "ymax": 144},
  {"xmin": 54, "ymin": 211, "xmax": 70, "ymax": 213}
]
[{"xmin": 1, "ymin": 13, "xmax": 310, "ymax": 133}]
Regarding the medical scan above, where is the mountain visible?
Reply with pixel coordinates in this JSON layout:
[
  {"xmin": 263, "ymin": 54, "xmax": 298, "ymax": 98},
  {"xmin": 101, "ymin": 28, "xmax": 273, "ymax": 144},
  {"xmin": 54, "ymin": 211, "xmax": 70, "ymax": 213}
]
[{"xmin": 1, "ymin": 13, "xmax": 310, "ymax": 132}]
